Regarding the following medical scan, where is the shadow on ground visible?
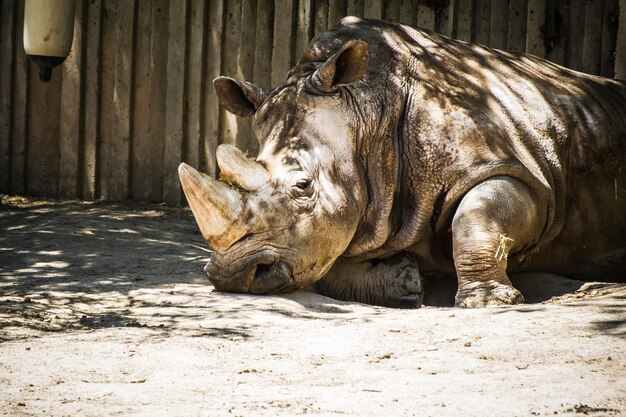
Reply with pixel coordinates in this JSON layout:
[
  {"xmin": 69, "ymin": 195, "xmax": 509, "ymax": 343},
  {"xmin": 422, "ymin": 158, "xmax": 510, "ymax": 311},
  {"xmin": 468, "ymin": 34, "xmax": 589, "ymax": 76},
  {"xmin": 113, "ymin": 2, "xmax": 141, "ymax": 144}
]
[
  {"xmin": 1, "ymin": 196, "xmax": 624, "ymax": 342},
  {"xmin": 0, "ymin": 197, "xmax": 382, "ymax": 341},
  {"xmin": 0, "ymin": 197, "xmax": 213, "ymax": 339}
]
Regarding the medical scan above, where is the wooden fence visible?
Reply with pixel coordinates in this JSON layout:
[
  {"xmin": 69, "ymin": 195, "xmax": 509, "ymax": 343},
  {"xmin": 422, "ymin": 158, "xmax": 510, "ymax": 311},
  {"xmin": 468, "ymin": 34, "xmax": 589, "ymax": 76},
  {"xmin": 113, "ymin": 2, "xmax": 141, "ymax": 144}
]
[{"xmin": 0, "ymin": 0, "xmax": 623, "ymax": 204}]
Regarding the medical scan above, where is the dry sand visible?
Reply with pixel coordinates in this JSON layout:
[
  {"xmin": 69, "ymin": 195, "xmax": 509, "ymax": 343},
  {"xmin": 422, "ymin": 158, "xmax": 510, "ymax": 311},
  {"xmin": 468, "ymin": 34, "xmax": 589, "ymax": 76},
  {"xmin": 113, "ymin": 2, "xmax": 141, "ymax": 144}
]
[{"xmin": 1, "ymin": 197, "xmax": 624, "ymax": 416}]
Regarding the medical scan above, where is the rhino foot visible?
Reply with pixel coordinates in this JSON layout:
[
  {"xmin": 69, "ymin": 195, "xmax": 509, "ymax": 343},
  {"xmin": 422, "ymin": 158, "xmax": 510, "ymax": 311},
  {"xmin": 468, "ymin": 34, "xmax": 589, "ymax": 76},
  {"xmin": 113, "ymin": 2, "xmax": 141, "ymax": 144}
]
[
  {"xmin": 381, "ymin": 256, "xmax": 424, "ymax": 308},
  {"xmin": 455, "ymin": 281, "xmax": 524, "ymax": 307},
  {"xmin": 315, "ymin": 254, "xmax": 424, "ymax": 308}
]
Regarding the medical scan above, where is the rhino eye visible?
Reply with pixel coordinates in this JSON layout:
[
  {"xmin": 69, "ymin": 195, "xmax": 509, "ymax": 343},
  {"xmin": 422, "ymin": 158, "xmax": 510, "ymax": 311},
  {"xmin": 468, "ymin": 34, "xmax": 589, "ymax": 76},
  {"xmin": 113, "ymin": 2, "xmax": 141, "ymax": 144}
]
[{"xmin": 293, "ymin": 178, "xmax": 314, "ymax": 196}]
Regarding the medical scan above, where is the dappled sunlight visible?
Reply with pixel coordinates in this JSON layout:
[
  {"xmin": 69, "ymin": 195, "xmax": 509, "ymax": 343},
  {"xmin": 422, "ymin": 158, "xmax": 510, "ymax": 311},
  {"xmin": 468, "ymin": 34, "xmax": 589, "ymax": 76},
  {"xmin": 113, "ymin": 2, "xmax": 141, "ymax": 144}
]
[
  {"xmin": 489, "ymin": 284, "xmax": 626, "ymax": 339},
  {"xmin": 0, "ymin": 199, "xmax": 381, "ymax": 342},
  {"xmin": 6, "ymin": 224, "xmax": 27, "ymax": 231},
  {"xmin": 1, "ymin": 198, "xmax": 624, "ymax": 347},
  {"xmin": 0, "ymin": 199, "xmax": 213, "ymax": 341},
  {"xmin": 107, "ymin": 228, "xmax": 140, "ymax": 234}
]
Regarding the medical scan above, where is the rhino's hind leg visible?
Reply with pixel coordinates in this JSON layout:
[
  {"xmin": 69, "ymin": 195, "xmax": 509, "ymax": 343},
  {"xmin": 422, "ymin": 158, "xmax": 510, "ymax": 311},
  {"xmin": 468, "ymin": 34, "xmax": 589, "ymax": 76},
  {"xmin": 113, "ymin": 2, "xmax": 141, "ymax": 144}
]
[
  {"xmin": 452, "ymin": 176, "xmax": 547, "ymax": 308},
  {"xmin": 313, "ymin": 254, "xmax": 423, "ymax": 308}
]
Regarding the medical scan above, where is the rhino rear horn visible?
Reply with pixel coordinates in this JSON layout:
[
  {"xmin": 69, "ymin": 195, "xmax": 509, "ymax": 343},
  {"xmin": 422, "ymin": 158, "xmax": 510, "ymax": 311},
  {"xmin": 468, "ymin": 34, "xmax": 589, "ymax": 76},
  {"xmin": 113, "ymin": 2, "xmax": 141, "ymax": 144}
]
[
  {"xmin": 216, "ymin": 144, "xmax": 270, "ymax": 191},
  {"xmin": 309, "ymin": 40, "xmax": 369, "ymax": 93},
  {"xmin": 213, "ymin": 77, "xmax": 268, "ymax": 117},
  {"xmin": 178, "ymin": 163, "xmax": 246, "ymax": 251}
]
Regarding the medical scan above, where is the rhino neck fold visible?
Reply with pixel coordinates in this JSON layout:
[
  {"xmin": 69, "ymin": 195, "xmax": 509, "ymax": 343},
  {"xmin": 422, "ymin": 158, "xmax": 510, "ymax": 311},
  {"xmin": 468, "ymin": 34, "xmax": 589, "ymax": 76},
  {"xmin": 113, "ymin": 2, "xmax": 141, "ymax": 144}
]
[{"xmin": 344, "ymin": 87, "xmax": 410, "ymax": 258}]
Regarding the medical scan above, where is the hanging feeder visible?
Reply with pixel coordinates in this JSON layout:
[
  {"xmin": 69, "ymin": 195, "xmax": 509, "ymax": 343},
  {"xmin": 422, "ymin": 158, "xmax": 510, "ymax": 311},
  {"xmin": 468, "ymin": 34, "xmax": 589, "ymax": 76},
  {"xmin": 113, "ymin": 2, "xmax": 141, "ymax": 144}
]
[{"xmin": 23, "ymin": 0, "xmax": 76, "ymax": 82}]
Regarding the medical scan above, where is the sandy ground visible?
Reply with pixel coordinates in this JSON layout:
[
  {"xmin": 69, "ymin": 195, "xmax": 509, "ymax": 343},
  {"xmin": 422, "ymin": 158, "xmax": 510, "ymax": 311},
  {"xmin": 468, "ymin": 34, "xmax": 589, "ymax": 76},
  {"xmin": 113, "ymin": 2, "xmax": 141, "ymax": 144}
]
[{"xmin": 0, "ymin": 196, "xmax": 624, "ymax": 417}]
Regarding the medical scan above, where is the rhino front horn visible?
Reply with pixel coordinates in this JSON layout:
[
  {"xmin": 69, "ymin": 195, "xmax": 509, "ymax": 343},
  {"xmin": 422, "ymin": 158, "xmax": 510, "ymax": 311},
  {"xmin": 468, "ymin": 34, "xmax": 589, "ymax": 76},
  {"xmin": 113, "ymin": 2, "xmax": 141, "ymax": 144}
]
[{"xmin": 178, "ymin": 163, "xmax": 245, "ymax": 251}]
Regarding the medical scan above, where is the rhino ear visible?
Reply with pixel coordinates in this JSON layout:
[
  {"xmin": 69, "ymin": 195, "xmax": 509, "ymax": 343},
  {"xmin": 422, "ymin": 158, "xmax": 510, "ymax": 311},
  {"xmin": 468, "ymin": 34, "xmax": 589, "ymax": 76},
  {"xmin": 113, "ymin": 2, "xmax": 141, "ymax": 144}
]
[
  {"xmin": 309, "ymin": 40, "xmax": 369, "ymax": 94},
  {"xmin": 213, "ymin": 77, "xmax": 268, "ymax": 117}
]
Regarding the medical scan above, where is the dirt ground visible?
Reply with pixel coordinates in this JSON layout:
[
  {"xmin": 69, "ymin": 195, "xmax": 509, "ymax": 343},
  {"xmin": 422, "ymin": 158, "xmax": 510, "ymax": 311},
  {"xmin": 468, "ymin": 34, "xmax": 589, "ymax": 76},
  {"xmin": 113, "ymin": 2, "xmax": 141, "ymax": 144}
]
[{"xmin": 0, "ymin": 196, "xmax": 624, "ymax": 417}]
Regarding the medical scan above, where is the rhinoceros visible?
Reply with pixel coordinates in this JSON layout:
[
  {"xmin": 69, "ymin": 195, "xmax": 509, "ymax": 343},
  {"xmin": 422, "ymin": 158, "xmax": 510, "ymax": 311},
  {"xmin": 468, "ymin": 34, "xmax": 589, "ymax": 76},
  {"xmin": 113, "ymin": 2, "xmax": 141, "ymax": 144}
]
[{"xmin": 178, "ymin": 17, "xmax": 626, "ymax": 308}]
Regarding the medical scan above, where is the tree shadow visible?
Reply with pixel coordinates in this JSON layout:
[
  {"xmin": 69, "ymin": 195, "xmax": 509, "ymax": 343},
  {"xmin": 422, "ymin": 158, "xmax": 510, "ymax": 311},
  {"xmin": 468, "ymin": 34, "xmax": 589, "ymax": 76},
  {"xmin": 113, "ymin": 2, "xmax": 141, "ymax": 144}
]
[
  {"xmin": 0, "ymin": 198, "xmax": 220, "ymax": 341},
  {"xmin": 510, "ymin": 272, "xmax": 587, "ymax": 303},
  {"xmin": 1, "ymin": 198, "xmax": 624, "ymax": 343},
  {"xmin": 0, "ymin": 198, "xmax": 376, "ymax": 342},
  {"xmin": 558, "ymin": 295, "xmax": 626, "ymax": 337},
  {"xmin": 489, "ymin": 284, "xmax": 625, "ymax": 337},
  {"xmin": 591, "ymin": 318, "xmax": 626, "ymax": 337}
]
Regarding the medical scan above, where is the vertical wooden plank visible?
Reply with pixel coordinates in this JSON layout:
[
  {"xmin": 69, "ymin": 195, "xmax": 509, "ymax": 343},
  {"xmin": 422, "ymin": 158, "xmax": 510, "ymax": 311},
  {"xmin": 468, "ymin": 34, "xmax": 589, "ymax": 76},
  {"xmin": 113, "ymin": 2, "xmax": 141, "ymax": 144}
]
[
  {"xmin": 296, "ymin": 0, "xmax": 313, "ymax": 59},
  {"xmin": 0, "ymin": 0, "xmax": 14, "ymax": 193},
  {"xmin": 186, "ymin": 0, "xmax": 207, "ymax": 171},
  {"xmin": 220, "ymin": 1, "xmax": 241, "ymax": 146},
  {"xmin": 99, "ymin": 0, "xmax": 135, "ymax": 200},
  {"xmin": 82, "ymin": 0, "xmax": 101, "ymax": 199},
  {"xmin": 454, "ymin": 0, "xmax": 474, "ymax": 41},
  {"xmin": 221, "ymin": 0, "xmax": 240, "ymax": 80},
  {"xmin": 526, "ymin": 0, "xmax": 546, "ymax": 58},
  {"xmin": 26, "ymin": 74, "xmax": 61, "ymax": 196},
  {"xmin": 236, "ymin": 0, "xmax": 258, "ymax": 153},
  {"xmin": 130, "ymin": 0, "xmax": 167, "ymax": 201},
  {"xmin": 130, "ymin": 0, "xmax": 151, "ymax": 199},
  {"xmin": 314, "ymin": 0, "xmax": 329, "ymax": 36},
  {"xmin": 417, "ymin": 4, "xmax": 436, "ymax": 31},
  {"xmin": 384, "ymin": 1, "xmax": 400, "ymax": 22},
  {"xmin": 58, "ymin": 0, "xmax": 84, "ymax": 198},
  {"xmin": 238, "ymin": 0, "xmax": 257, "ymax": 81},
  {"xmin": 163, "ymin": 0, "xmax": 187, "ymax": 204},
  {"xmin": 600, "ymin": 0, "xmax": 618, "ymax": 77},
  {"xmin": 27, "ymin": 52, "xmax": 62, "ymax": 196},
  {"xmin": 398, "ymin": 0, "xmax": 417, "ymax": 26},
  {"xmin": 363, "ymin": 0, "xmax": 383, "ymax": 19},
  {"xmin": 582, "ymin": 0, "xmax": 604, "ymax": 75},
  {"xmin": 544, "ymin": 0, "xmax": 567, "ymax": 66},
  {"xmin": 271, "ymin": 0, "xmax": 295, "ymax": 85},
  {"xmin": 254, "ymin": 0, "xmax": 273, "ymax": 87},
  {"xmin": 473, "ymin": 0, "xmax": 491, "ymax": 45},
  {"xmin": 565, "ymin": 0, "xmax": 585, "ymax": 71},
  {"xmin": 616, "ymin": 0, "xmax": 626, "ymax": 79},
  {"xmin": 203, "ymin": 0, "xmax": 224, "ymax": 177},
  {"xmin": 436, "ymin": 0, "xmax": 455, "ymax": 38},
  {"xmin": 489, "ymin": 0, "xmax": 508, "ymax": 50},
  {"xmin": 329, "ymin": 0, "xmax": 348, "ymax": 28},
  {"xmin": 11, "ymin": 0, "xmax": 27, "ymax": 194},
  {"xmin": 347, "ymin": 0, "xmax": 365, "ymax": 17},
  {"xmin": 507, "ymin": 0, "xmax": 528, "ymax": 53},
  {"xmin": 148, "ymin": 0, "xmax": 168, "ymax": 202}
]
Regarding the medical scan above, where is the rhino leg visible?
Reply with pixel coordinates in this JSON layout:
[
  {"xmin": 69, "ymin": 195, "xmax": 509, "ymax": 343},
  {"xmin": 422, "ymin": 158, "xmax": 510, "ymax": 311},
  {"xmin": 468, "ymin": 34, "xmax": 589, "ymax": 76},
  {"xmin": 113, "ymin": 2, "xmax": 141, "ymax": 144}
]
[
  {"xmin": 452, "ymin": 176, "xmax": 546, "ymax": 307},
  {"xmin": 314, "ymin": 253, "xmax": 423, "ymax": 308}
]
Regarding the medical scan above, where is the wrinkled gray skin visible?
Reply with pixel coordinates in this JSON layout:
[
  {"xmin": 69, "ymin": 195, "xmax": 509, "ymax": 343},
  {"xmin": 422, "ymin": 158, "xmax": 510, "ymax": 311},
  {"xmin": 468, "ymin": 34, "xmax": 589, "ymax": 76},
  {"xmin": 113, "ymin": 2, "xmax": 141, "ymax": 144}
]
[{"xmin": 179, "ymin": 17, "xmax": 626, "ymax": 308}]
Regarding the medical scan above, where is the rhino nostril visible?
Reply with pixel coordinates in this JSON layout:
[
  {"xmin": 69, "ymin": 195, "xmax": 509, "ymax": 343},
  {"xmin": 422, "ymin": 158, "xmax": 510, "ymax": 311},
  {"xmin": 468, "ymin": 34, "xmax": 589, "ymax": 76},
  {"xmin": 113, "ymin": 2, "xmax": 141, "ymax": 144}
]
[
  {"xmin": 254, "ymin": 262, "xmax": 273, "ymax": 278},
  {"xmin": 251, "ymin": 260, "xmax": 293, "ymax": 294}
]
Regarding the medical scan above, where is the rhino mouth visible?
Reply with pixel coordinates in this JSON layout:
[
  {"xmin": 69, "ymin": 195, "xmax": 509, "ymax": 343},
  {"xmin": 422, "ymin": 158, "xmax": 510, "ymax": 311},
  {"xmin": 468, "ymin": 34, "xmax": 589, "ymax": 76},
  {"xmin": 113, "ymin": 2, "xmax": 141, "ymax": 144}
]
[{"xmin": 205, "ymin": 250, "xmax": 296, "ymax": 295}]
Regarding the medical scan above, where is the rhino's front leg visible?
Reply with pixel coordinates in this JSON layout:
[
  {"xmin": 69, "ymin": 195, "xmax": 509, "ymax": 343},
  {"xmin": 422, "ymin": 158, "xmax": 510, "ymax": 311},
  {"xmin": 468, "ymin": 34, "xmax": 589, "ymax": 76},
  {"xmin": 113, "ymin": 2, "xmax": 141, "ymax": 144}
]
[
  {"xmin": 452, "ymin": 176, "xmax": 546, "ymax": 307},
  {"xmin": 313, "ymin": 253, "xmax": 423, "ymax": 308}
]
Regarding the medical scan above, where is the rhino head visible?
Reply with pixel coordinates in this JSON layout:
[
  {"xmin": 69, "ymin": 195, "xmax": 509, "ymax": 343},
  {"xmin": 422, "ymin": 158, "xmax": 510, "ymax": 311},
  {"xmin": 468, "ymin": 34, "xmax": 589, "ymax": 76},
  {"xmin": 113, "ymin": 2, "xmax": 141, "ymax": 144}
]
[{"xmin": 179, "ymin": 40, "xmax": 371, "ymax": 294}]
